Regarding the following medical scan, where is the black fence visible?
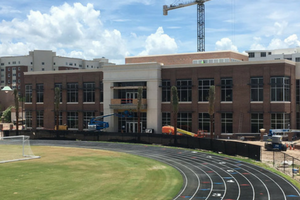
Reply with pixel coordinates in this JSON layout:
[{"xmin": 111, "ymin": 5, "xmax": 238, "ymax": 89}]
[{"xmin": 6, "ymin": 130, "xmax": 261, "ymax": 161}]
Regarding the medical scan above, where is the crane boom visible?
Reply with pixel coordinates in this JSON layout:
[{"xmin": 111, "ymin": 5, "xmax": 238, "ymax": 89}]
[{"xmin": 163, "ymin": 0, "xmax": 210, "ymax": 52}]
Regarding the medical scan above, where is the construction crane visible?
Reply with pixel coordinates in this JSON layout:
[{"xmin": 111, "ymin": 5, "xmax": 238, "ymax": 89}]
[{"xmin": 163, "ymin": 0, "xmax": 210, "ymax": 52}]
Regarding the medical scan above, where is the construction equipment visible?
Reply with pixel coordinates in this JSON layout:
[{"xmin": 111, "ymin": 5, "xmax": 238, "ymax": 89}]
[
  {"xmin": 163, "ymin": 0, "xmax": 210, "ymax": 52},
  {"xmin": 263, "ymin": 129, "xmax": 288, "ymax": 151},
  {"xmin": 88, "ymin": 111, "xmax": 132, "ymax": 131},
  {"xmin": 162, "ymin": 125, "xmax": 205, "ymax": 138}
]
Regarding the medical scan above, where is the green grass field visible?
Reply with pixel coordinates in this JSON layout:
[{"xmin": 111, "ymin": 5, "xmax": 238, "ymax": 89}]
[{"xmin": 0, "ymin": 146, "xmax": 183, "ymax": 200}]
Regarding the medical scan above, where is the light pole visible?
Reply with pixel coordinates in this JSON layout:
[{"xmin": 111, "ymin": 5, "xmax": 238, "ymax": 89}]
[
  {"xmin": 2, "ymin": 86, "xmax": 12, "ymax": 93},
  {"xmin": 1, "ymin": 86, "xmax": 13, "ymax": 133}
]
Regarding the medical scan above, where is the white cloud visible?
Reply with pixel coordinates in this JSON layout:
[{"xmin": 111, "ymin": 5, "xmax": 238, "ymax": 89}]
[
  {"xmin": 248, "ymin": 34, "xmax": 300, "ymax": 51},
  {"xmin": 215, "ymin": 38, "xmax": 238, "ymax": 52},
  {"xmin": 0, "ymin": 3, "xmax": 129, "ymax": 62},
  {"xmin": 138, "ymin": 27, "xmax": 177, "ymax": 56}
]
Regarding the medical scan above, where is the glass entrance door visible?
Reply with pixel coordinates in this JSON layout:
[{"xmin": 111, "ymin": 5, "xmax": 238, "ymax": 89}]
[{"xmin": 126, "ymin": 122, "xmax": 142, "ymax": 133}]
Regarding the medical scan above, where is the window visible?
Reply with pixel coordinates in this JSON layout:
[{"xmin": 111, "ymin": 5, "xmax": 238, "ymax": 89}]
[
  {"xmin": 177, "ymin": 113, "xmax": 192, "ymax": 131},
  {"xmin": 12, "ymin": 61, "xmax": 16, "ymax": 64},
  {"xmin": 271, "ymin": 113, "xmax": 290, "ymax": 129},
  {"xmin": 177, "ymin": 79, "xmax": 192, "ymax": 102},
  {"xmin": 25, "ymin": 111, "xmax": 32, "ymax": 128},
  {"xmin": 296, "ymin": 57, "xmax": 300, "ymax": 62},
  {"xmin": 260, "ymin": 52, "xmax": 266, "ymax": 57},
  {"xmin": 250, "ymin": 77, "xmax": 263, "ymax": 101},
  {"xmin": 42, "ymin": 62, "xmax": 45, "ymax": 65},
  {"xmin": 83, "ymin": 112, "xmax": 94, "ymax": 129},
  {"xmin": 83, "ymin": 82, "xmax": 95, "ymax": 102},
  {"xmin": 54, "ymin": 83, "xmax": 62, "ymax": 102},
  {"xmin": 99, "ymin": 81, "xmax": 103, "ymax": 102},
  {"xmin": 162, "ymin": 112, "xmax": 171, "ymax": 126},
  {"xmin": 251, "ymin": 113, "xmax": 263, "ymax": 133},
  {"xmin": 18, "ymin": 73, "xmax": 20, "ymax": 77},
  {"xmin": 221, "ymin": 78, "xmax": 233, "ymax": 101},
  {"xmin": 198, "ymin": 79, "xmax": 214, "ymax": 101},
  {"xmin": 248, "ymin": 52, "xmax": 255, "ymax": 58},
  {"xmin": 162, "ymin": 79, "xmax": 171, "ymax": 102},
  {"xmin": 36, "ymin": 110, "xmax": 44, "ymax": 127},
  {"xmin": 221, "ymin": 113, "xmax": 233, "ymax": 133},
  {"xmin": 18, "ymin": 67, "xmax": 20, "ymax": 70},
  {"xmin": 67, "ymin": 112, "xmax": 78, "ymax": 129},
  {"xmin": 67, "ymin": 83, "xmax": 78, "ymax": 102},
  {"xmin": 25, "ymin": 84, "xmax": 32, "ymax": 102},
  {"xmin": 36, "ymin": 84, "xmax": 44, "ymax": 103},
  {"xmin": 198, "ymin": 113, "xmax": 211, "ymax": 132},
  {"xmin": 270, "ymin": 77, "xmax": 290, "ymax": 101}
]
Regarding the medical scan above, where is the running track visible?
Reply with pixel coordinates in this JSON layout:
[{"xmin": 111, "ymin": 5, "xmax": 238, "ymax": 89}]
[{"xmin": 31, "ymin": 140, "xmax": 300, "ymax": 200}]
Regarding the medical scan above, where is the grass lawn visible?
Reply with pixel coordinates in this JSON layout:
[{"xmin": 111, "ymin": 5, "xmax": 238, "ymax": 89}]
[{"xmin": 0, "ymin": 146, "xmax": 183, "ymax": 200}]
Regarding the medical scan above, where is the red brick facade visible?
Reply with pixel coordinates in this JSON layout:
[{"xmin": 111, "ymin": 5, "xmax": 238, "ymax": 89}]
[{"xmin": 126, "ymin": 51, "xmax": 248, "ymax": 65}]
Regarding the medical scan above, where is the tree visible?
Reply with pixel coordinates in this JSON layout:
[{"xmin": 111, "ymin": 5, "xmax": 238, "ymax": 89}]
[
  {"xmin": 208, "ymin": 85, "xmax": 215, "ymax": 139},
  {"xmin": 54, "ymin": 87, "xmax": 61, "ymax": 131},
  {"xmin": 18, "ymin": 95, "xmax": 25, "ymax": 128},
  {"xmin": 1, "ymin": 106, "xmax": 12, "ymax": 122},
  {"xmin": 13, "ymin": 89, "xmax": 19, "ymax": 135},
  {"xmin": 137, "ymin": 87, "xmax": 143, "ymax": 141},
  {"xmin": 171, "ymin": 86, "xmax": 179, "ymax": 145}
]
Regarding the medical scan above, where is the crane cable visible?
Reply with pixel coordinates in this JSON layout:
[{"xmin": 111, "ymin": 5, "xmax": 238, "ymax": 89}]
[{"xmin": 232, "ymin": 0, "xmax": 236, "ymax": 47}]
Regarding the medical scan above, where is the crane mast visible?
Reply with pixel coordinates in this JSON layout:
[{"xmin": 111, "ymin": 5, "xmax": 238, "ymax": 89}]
[{"xmin": 163, "ymin": 0, "xmax": 210, "ymax": 52}]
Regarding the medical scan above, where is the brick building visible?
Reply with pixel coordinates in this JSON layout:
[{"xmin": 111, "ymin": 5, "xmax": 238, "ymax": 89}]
[
  {"xmin": 125, "ymin": 50, "xmax": 248, "ymax": 65},
  {"xmin": 23, "ymin": 51, "xmax": 299, "ymax": 137}
]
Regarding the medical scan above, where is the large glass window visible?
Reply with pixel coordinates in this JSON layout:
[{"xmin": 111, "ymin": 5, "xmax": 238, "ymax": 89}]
[
  {"xmin": 198, "ymin": 79, "xmax": 214, "ymax": 102},
  {"xmin": 177, "ymin": 79, "xmax": 192, "ymax": 102},
  {"xmin": 25, "ymin": 111, "xmax": 32, "ymax": 128},
  {"xmin": 25, "ymin": 84, "xmax": 32, "ymax": 103},
  {"xmin": 36, "ymin": 84, "xmax": 44, "ymax": 103},
  {"xmin": 36, "ymin": 110, "xmax": 44, "ymax": 128},
  {"xmin": 198, "ymin": 113, "xmax": 211, "ymax": 132},
  {"xmin": 221, "ymin": 113, "xmax": 233, "ymax": 133},
  {"xmin": 270, "ymin": 77, "xmax": 290, "ymax": 101},
  {"xmin": 271, "ymin": 113, "xmax": 290, "ymax": 129},
  {"xmin": 162, "ymin": 79, "xmax": 171, "ymax": 102},
  {"xmin": 177, "ymin": 113, "xmax": 192, "ymax": 131},
  {"xmin": 162, "ymin": 112, "xmax": 171, "ymax": 126},
  {"xmin": 54, "ymin": 83, "xmax": 62, "ymax": 102},
  {"xmin": 67, "ymin": 111, "xmax": 78, "ymax": 129},
  {"xmin": 67, "ymin": 83, "xmax": 78, "ymax": 102},
  {"xmin": 83, "ymin": 82, "xmax": 95, "ymax": 102},
  {"xmin": 83, "ymin": 112, "xmax": 95, "ymax": 129},
  {"xmin": 250, "ymin": 77, "xmax": 263, "ymax": 101},
  {"xmin": 221, "ymin": 78, "xmax": 233, "ymax": 102},
  {"xmin": 251, "ymin": 113, "xmax": 263, "ymax": 133}
]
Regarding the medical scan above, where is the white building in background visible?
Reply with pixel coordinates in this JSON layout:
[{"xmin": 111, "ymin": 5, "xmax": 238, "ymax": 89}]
[
  {"xmin": 246, "ymin": 47, "xmax": 300, "ymax": 79},
  {"xmin": 246, "ymin": 47, "xmax": 300, "ymax": 62},
  {"xmin": 0, "ymin": 50, "xmax": 113, "ymax": 91}
]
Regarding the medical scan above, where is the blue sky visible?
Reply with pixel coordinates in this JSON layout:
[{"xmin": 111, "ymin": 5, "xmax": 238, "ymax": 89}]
[{"xmin": 0, "ymin": 0, "xmax": 299, "ymax": 64}]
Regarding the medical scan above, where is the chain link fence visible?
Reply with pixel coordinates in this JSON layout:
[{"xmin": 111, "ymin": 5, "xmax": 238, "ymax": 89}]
[{"xmin": 273, "ymin": 151, "xmax": 300, "ymax": 179}]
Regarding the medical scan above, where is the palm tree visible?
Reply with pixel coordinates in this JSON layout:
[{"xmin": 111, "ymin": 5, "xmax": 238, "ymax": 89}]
[
  {"xmin": 137, "ymin": 87, "xmax": 143, "ymax": 141},
  {"xmin": 171, "ymin": 86, "xmax": 179, "ymax": 145},
  {"xmin": 208, "ymin": 85, "xmax": 215, "ymax": 139},
  {"xmin": 13, "ymin": 89, "xmax": 19, "ymax": 135},
  {"xmin": 18, "ymin": 95, "xmax": 25, "ymax": 129},
  {"xmin": 54, "ymin": 87, "xmax": 61, "ymax": 131}
]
